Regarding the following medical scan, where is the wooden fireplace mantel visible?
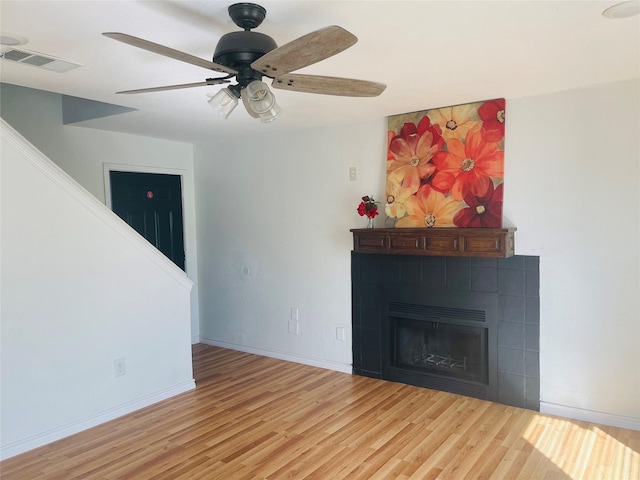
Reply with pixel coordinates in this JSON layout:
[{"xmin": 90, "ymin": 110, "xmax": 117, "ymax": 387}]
[{"xmin": 350, "ymin": 227, "xmax": 516, "ymax": 258}]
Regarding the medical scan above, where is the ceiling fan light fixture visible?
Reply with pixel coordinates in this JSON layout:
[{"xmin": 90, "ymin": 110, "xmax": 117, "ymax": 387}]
[
  {"xmin": 245, "ymin": 80, "xmax": 282, "ymax": 123},
  {"xmin": 208, "ymin": 87, "xmax": 239, "ymax": 119},
  {"xmin": 0, "ymin": 33, "xmax": 28, "ymax": 46},
  {"xmin": 602, "ymin": 0, "xmax": 640, "ymax": 18}
]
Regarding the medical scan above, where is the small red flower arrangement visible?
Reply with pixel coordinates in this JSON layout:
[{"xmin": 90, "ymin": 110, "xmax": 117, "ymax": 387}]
[{"xmin": 357, "ymin": 195, "xmax": 379, "ymax": 219}]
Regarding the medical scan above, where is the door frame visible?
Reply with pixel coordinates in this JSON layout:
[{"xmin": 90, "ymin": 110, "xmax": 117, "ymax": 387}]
[{"xmin": 103, "ymin": 162, "xmax": 200, "ymax": 343}]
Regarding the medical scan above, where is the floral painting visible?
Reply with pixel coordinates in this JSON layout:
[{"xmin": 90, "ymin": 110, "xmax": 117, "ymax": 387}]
[{"xmin": 385, "ymin": 98, "xmax": 505, "ymax": 228}]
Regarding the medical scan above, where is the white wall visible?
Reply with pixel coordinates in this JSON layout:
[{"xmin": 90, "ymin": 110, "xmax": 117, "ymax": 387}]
[
  {"xmin": 195, "ymin": 79, "xmax": 639, "ymax": 427},
  {"xmin": 505, "ymin": 79, "xmax": 640, "ymax": 427},
  {"xmin": 0, "ymin": 121, "xmax": 195, "ymax": 458},
  {"xmin": 194, "ymin": 121, "xmax": 386, "ymax": 372},
  {"xmin": 0, "ymin": 84, "xmax": 201, "ymax": 342}
]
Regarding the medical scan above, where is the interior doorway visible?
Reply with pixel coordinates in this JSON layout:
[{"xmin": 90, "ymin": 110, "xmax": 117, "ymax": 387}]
[{"xmin": 109, "ymin": 171, "xmax": 185, "ymax": 271}]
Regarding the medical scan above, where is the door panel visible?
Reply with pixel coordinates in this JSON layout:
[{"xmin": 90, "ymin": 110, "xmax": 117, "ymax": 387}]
[{"xmin": 110, "ymin": 171, "xmax": 185, "ymax": 271}]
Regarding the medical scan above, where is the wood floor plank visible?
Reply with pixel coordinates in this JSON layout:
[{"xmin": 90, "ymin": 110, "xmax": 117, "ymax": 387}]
[{"xmin": 1, "ymin": 344, "xmax": 638, "ymax": 479}]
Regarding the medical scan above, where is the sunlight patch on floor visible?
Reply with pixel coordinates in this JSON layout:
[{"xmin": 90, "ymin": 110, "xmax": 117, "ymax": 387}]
[{"xmin": 521, "ymin": 414, "xmax": 640, "ymax": 479}]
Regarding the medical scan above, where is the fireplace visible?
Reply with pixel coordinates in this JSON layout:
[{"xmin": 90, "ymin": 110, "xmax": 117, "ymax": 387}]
[{"xmin": 352, "ymin": 253, "xmax": 540, "ymax": 410}]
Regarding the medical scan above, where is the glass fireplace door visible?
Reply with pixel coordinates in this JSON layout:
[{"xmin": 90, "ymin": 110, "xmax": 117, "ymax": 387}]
[{"xmin": 392, "ymin": 317, "xmax": 488, "ymax": 384}]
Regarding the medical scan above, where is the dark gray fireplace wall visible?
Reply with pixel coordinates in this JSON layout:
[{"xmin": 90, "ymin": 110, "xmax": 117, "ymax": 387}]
[{"xmin": 352, "ymin": 253, "xmax": 540, "ymax": 411}]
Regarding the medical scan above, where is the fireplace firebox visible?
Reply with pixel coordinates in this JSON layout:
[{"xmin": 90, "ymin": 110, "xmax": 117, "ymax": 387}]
[
  {"xmin": 379, "ymin": 288, "xmax": 498, "ymax": 401},
  {"xmin": 391, "ymin": 305, "xmax": 488, "ymax": 384}
]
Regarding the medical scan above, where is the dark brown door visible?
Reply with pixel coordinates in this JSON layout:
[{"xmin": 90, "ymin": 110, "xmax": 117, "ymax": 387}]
[{"xmin": 110, "ymin": 171, "xmax": 185, "ymax": 271}]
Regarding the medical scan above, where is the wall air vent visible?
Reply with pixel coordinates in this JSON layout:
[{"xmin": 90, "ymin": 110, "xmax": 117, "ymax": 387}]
[{"xmin": 0, "ymin": 47, "xmax": 82, "ymax": 73}]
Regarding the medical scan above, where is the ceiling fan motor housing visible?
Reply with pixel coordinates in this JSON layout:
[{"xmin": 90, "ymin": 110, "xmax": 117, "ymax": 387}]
[{"xmin": 213, "ymin": 31, "xmax": 277, "ymax": 71}]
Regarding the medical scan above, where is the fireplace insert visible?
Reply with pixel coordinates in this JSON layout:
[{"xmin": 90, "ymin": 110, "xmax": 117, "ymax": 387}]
[
  {"xmin": 392, "ymin": 314, "xmax": 488, "ymax": 384},
  {"xmin": 380, "ymin": 289, "xmax": 498, "ymax": 401}
]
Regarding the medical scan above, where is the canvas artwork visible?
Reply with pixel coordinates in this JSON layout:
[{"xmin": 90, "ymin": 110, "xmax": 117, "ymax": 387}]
[{"xmin": 385, "ymin": 98, "xmax": 505, "ymax": 228}]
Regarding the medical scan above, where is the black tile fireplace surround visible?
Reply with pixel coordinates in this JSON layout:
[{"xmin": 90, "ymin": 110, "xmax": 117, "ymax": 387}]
[{"xmin": 352, "ymin": 253, "xmax": 540, "ymax": 411}]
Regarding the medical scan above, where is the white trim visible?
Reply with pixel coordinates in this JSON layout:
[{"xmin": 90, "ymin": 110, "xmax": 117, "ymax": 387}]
[
  {"xmin": 0, "ymin": 380, "xmax": 196, "ymax": 460},
  {"xmin": 200, "ymin": 337, "xmax": 353, "ymax": 374},
  {"xmin": 0, "ymin": 119, "xmax": 192, "ymax": 291},
  {"xmin": 540, "ymin": 401, "xmax": 640, "ymax": 431}
]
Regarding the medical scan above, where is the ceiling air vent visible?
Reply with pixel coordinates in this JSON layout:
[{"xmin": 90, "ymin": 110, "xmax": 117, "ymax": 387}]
[{"xmin": 0, "ymin": 47, "xmax": 81, "ymax": 73}]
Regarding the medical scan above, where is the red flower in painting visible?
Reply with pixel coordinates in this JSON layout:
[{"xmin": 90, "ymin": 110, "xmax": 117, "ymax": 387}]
[
  {"xmin": 478, "ymin": 98, "xmax": 505, "ymax": 142},
  {"xmin": 415, "ymin": 116, "xmax": 445, "ymax": 150},
  {"xmin": 454, "ymin": 182, "xmax": 503, "ymax": 228},
  {"xmin": 431, "ymin": 123, "xmax": 504, "ymax": 201},
  {"xmin": 387, "ymin": 122, "xmax": 440, "ymax": 191},
  {"xmin": 387, "ymin": 130, "xmax": 397, "ymax": 161}
]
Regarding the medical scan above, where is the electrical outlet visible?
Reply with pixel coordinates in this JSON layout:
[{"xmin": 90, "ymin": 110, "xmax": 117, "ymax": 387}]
[
  {"xmin": 288, "ymin": 320, "xmax": 299, "ymax": 335},
  {"xmin": 336, "ymin": 327, "xmax": 345, "ymax": 342},
  {"xmin": 114, "ymin": 358, "xmax": 126, "ymax": 377},
  {"xmin": 349, "ymin": 167, "xmax": 357, "ymax": 181},
  {"xmin": 291, "ymin": 307, "xmax": 299, "ymax": 321}
]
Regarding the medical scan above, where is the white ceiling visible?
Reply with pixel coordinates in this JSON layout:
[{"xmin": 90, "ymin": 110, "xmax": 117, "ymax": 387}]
[{"xmin": 1, "ymin": 1, "xmax": 638, "ymax": 144}]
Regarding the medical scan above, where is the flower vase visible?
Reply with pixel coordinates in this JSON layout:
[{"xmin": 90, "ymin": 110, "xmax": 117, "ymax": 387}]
[{"xmin": 367, "ymin": 217, "xmax": 374, "ymax": 228}]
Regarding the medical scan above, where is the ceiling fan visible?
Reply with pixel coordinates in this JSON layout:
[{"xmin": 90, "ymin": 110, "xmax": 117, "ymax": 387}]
[{"xmin": 103, "ymin": 2, "xmax": 386, "ymax": 122}]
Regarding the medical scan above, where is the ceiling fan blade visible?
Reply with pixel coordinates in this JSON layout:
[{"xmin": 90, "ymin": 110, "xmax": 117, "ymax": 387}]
[
  {"xmin": 103, "ymin": 32, "xmax": 238, "ymax": 75},
  {"xmin": 271, "ymin": 74, "xmax": 386, "ymax": 97},
  {"xmin": 251, "ymin": 26, "xmax": 357, "ymax": 76},
  {"xmin": 116, "ymin": 79, "xmax": 230, "ymax": 95}
]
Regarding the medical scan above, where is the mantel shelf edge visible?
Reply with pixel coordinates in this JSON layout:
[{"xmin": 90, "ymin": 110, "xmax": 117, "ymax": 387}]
[{"xmin": 350, "ymin": 227, "xmax": 516, "ymax": 258}]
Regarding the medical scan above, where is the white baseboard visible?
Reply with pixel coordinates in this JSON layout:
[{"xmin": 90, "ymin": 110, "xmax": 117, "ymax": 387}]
[
  {"xmin": 0, "ymin": 380, "xmax": 196, "ymax": 461},
  {"xmin": 199, "ymin": 337, "xmax": 353, "ymax": 374},
  {"xmin": 540, "ymin": 401, "xmax": 640, "ymax": 431}
]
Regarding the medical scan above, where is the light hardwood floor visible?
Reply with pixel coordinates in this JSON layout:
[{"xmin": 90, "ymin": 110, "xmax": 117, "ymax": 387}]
[{"xmin": 1, "ymin": 344, "xmax": 638, "ymax": 479}]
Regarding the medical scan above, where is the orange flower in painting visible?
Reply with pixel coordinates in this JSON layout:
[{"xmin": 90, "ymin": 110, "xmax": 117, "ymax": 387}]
[
  {"xmin": 395, "ymin": 186, "xmax": 462, "ymax": 228},
  {"xmin": 427, "ymin": 103, "xmax": 480, "ymax": 143},
  {"xmin": 387, "ymin": 124, "xmax": 439, "ymax": 191},
  {"xmin": 432, "ymin": 123, "xmax": 504, "ymax": 201}
]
